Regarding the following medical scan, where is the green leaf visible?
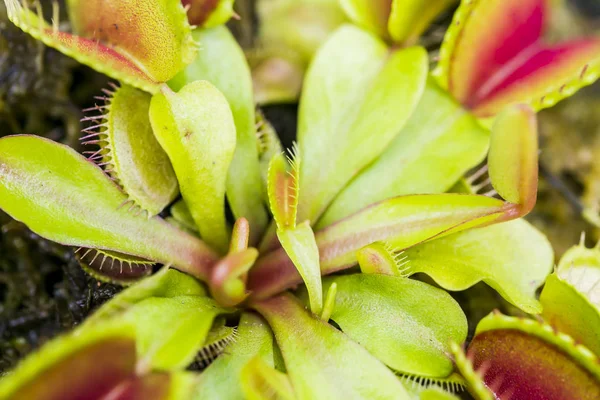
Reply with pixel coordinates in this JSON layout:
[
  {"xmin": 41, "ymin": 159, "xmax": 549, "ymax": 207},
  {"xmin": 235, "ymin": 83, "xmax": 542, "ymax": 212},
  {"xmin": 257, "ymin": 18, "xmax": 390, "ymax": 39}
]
[
  {"xmin": 303, "ymin": 274, "xmax": 467, "ymax": 378},
  {"xmin": 488, "ymin": 105, "xmax": 538, "ymax": 215},
  {"xmin": 194, "ymin": 313, "xmax": 274, "ymax": 399},
  {"xmin": 171, "ymin": 26, "xmax": 268, "ymax": 243},
  {"xmin": 149, "ymin": 81, "xmax": 236, "ymax": 254},
  {"xmin": 277, "ymin": 222, "xmax": 323, "ymax": 315},
  {"xmin": 541, "ymin": 273, "xmax": 600, "ymax": 357},
  {"xmin": 65, "ymin": 0, "xmax": 196, "ymax": 83},
  {"xmin": 388, "ymin": 0, "xmax": 455, "ymax": 44},
  {"xmin": 253, "ymin": 294, "xmax": 411, "ymax": 400},
  {"xmin": 86, "ymin": 267, "xmax": 207, "ymax": 323},
  {"xmin": 319, "ymin": 78, "xmax": 489, "ymax": 227},
  {"xmin": 121, "ymin": 295, "xmax": 225, "ymax": 370},
  {"xmin": 297, "ymin": 25, "xmax": 428, "ymax": 223},
  {"xmin": 88, "ymin": 84, "xmax": 178, "ymax": 216},
  {"xmin": 0, "ymin": 135, "xmax": 217, "ymax": 280},
  {"xmin": 402, "ymin": 219, "xmax": 553, "ymax": 314},
  {"xmin": 339, "ymin": 0, "xmax": 392, "ymax": 39},
  {"xmin": 240, "ymin": 357, "xmax": 296, "ymax": 400}
]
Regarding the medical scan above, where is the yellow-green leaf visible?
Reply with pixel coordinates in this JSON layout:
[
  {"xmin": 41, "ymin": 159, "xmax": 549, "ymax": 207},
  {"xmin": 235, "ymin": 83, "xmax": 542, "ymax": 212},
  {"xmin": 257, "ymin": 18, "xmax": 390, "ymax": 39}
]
[{"xmin": 149, "ymin": 81, "xmax": 236, "ymax": 254}]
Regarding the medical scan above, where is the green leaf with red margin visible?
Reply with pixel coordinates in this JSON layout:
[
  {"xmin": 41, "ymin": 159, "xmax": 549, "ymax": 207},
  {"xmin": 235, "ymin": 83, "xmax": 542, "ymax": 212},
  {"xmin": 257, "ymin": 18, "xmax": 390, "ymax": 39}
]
[
  {"xmin": 402, "ymin": 219, "xmax": 553, "ymax": 314},
  {"xmin": 297, "ymin": 25, "xmax": 428, "ymax": 223},
  {"xmin": 541, "ymin": 273, "xmax": 600, "ymax": 357},
  {"xmin": 0, "ymin": 135, "xmax": 217, "ymax": 281},
  {"xmin": 4, "ymin": 0, "xmax": 195, "ymax": 93},
  {"xmin": 194, "ymin": 313, "xmax": 274, "ymax": 399},
  {"xmin": 488, "ymin": 105, "xmax": 538, "ymax": 215},
  {"xmin": 298, "ymin": 274, "xmax": 467, "ymax": 378},
  {"xmin": 434, "ymin": 0, "xmax": 600, "ymax": 118},
  {"xmin": 170, "ymin": 26, "xmax": 268, "ymax": 245},
  {"xmin": 253, "ymin": 294, "xmax": 412, "ymax": 399},
  {"xmin": 318, "ymin": 78, "xmax": 489, "ymax": 227},
  {"xmin": 461, "ymin": 313, "xmax": 600, "ymax": 400},
  {"xmin": 149, "ymin": 81, "xmax": 237, "ymax": 254},
  {"xmin": 181, "ymin": 0, "xmax": 234, "ymax": 28},
  {"xmin": 267, "ymin": 153, "xmax": 299, "ymax": 230},
  {"xmin": 66, "ymin": 0, "xmax": 196, "ymax": 83},
  {"xmin": 0, "ymin": 322, "xmax": 196, "ymax": 400},
  {"xmin": 388, "ymin": 0, "xmax": 456, "ymax": 44}
]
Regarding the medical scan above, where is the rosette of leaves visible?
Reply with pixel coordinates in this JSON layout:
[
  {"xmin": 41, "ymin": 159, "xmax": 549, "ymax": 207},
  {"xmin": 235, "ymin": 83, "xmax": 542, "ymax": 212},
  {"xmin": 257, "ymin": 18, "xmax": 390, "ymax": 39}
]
[{"xmin": 0, "ymin": 0, "xmax": 598, "ymax": 399}]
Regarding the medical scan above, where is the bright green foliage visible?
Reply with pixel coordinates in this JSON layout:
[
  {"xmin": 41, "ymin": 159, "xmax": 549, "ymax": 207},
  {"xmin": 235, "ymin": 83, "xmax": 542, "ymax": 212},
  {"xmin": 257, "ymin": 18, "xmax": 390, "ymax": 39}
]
[
  {"xmin": 171, "ymin": 27, "xmax": 268, "ymax": 244},
  {"xmin": 92, "ymin": 84, "xmax": 178, "ymax": 216},
  {"xmin": 277, "ymin": 222, "xmax": 323, "ymax": 315},
  {"xmin": 403, "ymin": 220, "xmax": 553, "ymax": 314},
  {"xmin": 240, "ymin": 357, "xmax": 296, "ymax": 400},
  {"xmin": 0, "ymin": 135, "xmax": 217, "ymax": 279},
  {"xmin": 297, "ymin": 25, "xmax": 428, "ymax": 223},
  {"xmin": 254, "ymin": 294, "xmax": 411, "ymax": 400},
  {"xmin": 318, "ymin": 79, "xmax": 489, "ymax": 227},
  {"xmin": 388, "ymin": 0, "xmax": 456, "ymax": 44},
  {"xmin": 150, "ymin": 81, "xmax": 236, "ymax": 254},
  {"xmin": 313, "ymin": 274, "xmax": 467, "ymax": 378},
  {"xmin": 195, "ymin": 313, "xmax": 274, "ymax": 399},
  {"xmin": 541, "ymin": 274, "xmax": 600, "ymax": 357}
]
